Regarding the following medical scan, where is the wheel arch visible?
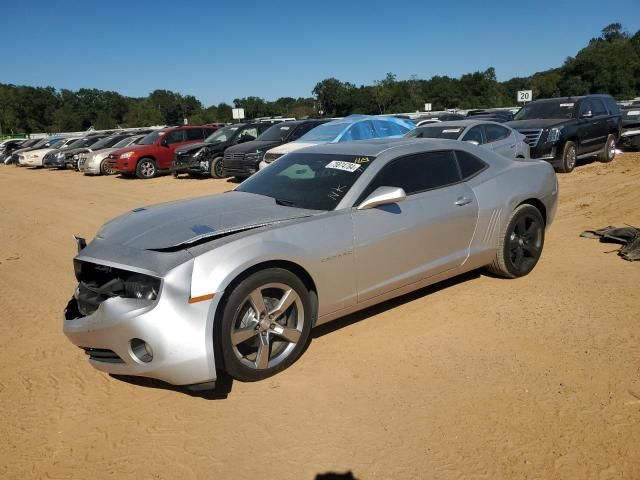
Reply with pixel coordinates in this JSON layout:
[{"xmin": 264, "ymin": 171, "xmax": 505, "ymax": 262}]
[{"xmin": 517, "ymin": 198, "xmax": 547, "ymax": 225}]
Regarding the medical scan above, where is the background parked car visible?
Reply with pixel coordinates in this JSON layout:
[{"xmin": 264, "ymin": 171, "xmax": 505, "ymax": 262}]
[
  {"xmin": 259, "ymin": 115, "xmax": 414, "ymax": 169},
  {"xmin": 406, "ymin": 120, "xmax": 530, "ymax": 160},
  {"xmin": 172, "ymin": 122, "xmax": 276, "ymax": 179},
  {"xmin": 618, "ymin": 104, "xmax": 640, "ymax": 150},
  {"xmin": 79, "ymin": 134, "xmax": 146, "ymax": 175},
  {"xmin": 15, "ymin": 137, "xmax": 66, "ymax": 166},
  {"xmin": 466, "ymin": 109, "xmax": 515, "ymax": 123},
  {"xmin": 6, "ymin": 138, "xmax": 50, "ymax": 165},
  {"xmin": 0, "ymin": 138, "xmax": 27, "ymax": 163},
  {"xmin": 414, "ymin": 113, "xmax": 466, "ymax": 126},
  {"xmin": 18, "ymin": 136, "xmax": 81, "ymax": 167},
  {"xmin": 222, "ymin": 119, "xmax": 329, "ymax": 179},
  {"xmin": 506, "ymin": 94, "xmax": 621, "ymax": 173},
  {"xmin": 43, "ymin": 135, "xmax": 110, "ymax": 170},
  {"xmin": 107, "ymin": 125, "xmax": 220, "ymax": 179}
]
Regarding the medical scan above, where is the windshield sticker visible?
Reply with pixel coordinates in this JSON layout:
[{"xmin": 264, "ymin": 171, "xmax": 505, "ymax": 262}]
[
  {"xmin": 628, "ymin": 110, "xmax": 640, "ymax": 115},
  {"xmin": 280, "ymin": 126, "xmax": 290, "ymax": 130},
  {"xmin": 560, "ymin": 103, "xmax": 575, "ymax": 107},
  {"xmin": 353, "ymin": 156, "xmax": 370, "ymax": 164},
  {"xmin": 326, "ymin": 160, "xmax": 360, "ymax": 172},
  {"xmin": 442, "ymin": 128, "xmax": 462, "ymax": 133}
]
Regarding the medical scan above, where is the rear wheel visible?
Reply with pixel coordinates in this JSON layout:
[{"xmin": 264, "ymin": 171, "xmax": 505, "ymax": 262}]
[
  {"xmin": 136, "ymin": 158, "xmax": 157, "ymax": 179},
  {"xmin": 486, "ymin": 204, "xmax": 545, "ymax": 278},
  {"xmin": 598, "ymin": 134, "xmax": 616, "ymax": 163},
  {"xmin": 217, "ymin": 268, "xmax": 312, "ymax": 382},
  {"xmin": 556, "ymin": 141, "xmax": 577, "ymax": 173},
  {"xmin": 210, "ymin": 156, "xmax": 225, "ymax": 179}
]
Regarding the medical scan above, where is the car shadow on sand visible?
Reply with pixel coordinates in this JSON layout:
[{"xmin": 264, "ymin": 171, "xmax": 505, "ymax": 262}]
[
  {"xmin": 312, "ymin": 269, "xmax": 481, "ymax": 339},
  {"xmin": 110, "ymin": 370, "xmax": 234, "ymax": 400}
]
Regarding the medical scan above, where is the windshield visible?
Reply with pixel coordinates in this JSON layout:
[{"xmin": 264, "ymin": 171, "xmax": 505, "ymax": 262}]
[
  {"xmin": 236, "ymin": 152, "xmax": 375, "ymax": 210},
  {"xmin": 90, "ymin": 136, "xmax": 126, "ymax": 150},
  {"xmin": 298, "ymin": 122, "xmax": 349, "ymax": 142},
  {"xmin": 258, "ymin": 123, "xmax": 294, "ymax": 142},
  {"xmin": 406, "ymin": 125, "xmax": 464, "ymax": 140},
  {"xmin": 113, "ymin": 136, "xmax": 140, "ymax": 148},
  {"xmin": 514, "ymin": 101, "xmax": 576, "ymax": 120},
  {"xmin": 205, "ymin": 125, "xmax": 239, "ymax": 143},
  {"xmin": 138, "ymin": 131, "xmax": 164, "ymax": 145},
  {"xmin": 61, "ymin": 139, "xmax": 82, "ymax": 149}
]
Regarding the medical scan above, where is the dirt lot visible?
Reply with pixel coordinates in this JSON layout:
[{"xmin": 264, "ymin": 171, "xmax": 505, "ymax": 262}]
[{"xmin": 0, "ymin": 154, "xmax": 639, "ymax": 480}]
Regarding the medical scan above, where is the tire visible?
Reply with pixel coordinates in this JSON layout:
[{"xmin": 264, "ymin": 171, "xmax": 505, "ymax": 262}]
[
  {"xmin": 210, "ymin": 156, "xmax": 225, "ymax": 179},
  {"xmin": 217, "ymin": 268, "xmax": 312, "ymax": 382},
  {"xmin": 100, "ymin": 159, "xmax": 115, "ymax": 176},
  {"xmin": 486, "ymin": 204, "xmax": 545, "ymax": 279},
  {"xmin": 136, "ymin": 158, "xmax": 157, "ymax": 179},
  {"xmin": 556, "ymin": 141, "xmax": 577, "ymax": 173},
  {"xmin": 598, "ymin": 134, "xmax": 616, "ymax": 163}
]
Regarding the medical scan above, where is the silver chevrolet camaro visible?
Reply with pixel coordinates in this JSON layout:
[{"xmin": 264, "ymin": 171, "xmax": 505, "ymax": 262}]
[{"xmin": 63, "ymin": 138, "xmax": 558, "ymax": 387}]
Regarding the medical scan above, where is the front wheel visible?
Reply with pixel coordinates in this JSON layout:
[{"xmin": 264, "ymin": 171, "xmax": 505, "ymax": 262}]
[
  {"xmin": 556, "ymin": 141, "xmax": 577, "ymax": 173},
  {"xmin": 598, "ymin": 134, "xmax": 616, "ymax": 163},
  {"xmin": 100, "ymin": 159, "xmax": 116, "ymax": 175},
  {"xmin": 210, "ymin": 156, "xmax": 225, "ymax": 179},
  {"xmin": 136, "ymin": 158, "xmax": 157, "ymax": 179},
  {"xmin": 486, "ymin": 204, "xmax": 545, "ymax": 278},
  {"xmin": 217, "ymin": 268, "xmax": 312, "ymax": 382}
]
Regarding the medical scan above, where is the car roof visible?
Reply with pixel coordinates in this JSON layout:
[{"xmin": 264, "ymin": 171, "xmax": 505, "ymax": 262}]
[
  {"xmin": 415, "ymin": 119, "xmax": 508, "ymax": 128},
  {"xmin": 297, "ymin": 137, "xmax": 475, "ymax": 157}
]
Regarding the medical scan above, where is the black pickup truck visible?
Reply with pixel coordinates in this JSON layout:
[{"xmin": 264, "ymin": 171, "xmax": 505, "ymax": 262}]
[{"xmin": 507, "ymin": 94, "xmax": 621, "ymax": 173}]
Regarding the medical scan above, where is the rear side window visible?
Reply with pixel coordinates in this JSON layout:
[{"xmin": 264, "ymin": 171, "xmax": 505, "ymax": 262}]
[
  {"xmin": 373, "ymin": 119, "xmax": 404, "ymax": 137},
  {"xmin": 592, "ymin": 99, "xmax": 607, "ymax": 116},
  {"xmin": 342, "ymin": 121, "xmax": 376, "ymax": 141},
  {"xmin": 185, "ymin": 128, "xmax": 205, "ymax": 141},
  {"xmin": 484, "ymin": 124, "xmax": 511, "ymax": 142},
  {"xmin": 165, "ymin": 130, "xmax": 185, "ymax": 144},
  {"xmin": 365, "ymin": 151, "xmax": 461, "ymax": 197},
  {"xmin": 454, "ymin": 150, "xmax": 488, "ymax": 180},
  {"xmin": 462, "ymin": 126, "xmax": 485, "ymax": 144},
  {"xmin": 603, "ymin": 97, "xmax": 620, "ymax": 115}
]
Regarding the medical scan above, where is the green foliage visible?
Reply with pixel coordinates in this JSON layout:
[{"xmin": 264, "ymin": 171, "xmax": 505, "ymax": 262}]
[{"xmin": 0, "ymin": 24, "xmax": 638, "ymax": 136}]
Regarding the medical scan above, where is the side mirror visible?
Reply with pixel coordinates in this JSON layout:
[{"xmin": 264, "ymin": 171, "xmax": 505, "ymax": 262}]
[
  {"xmin": 465, "ymin": 140, "xmax": 480, "ymax": 146},
  {"xmin": 160, "ymin": 138, "xmax": 169, "ymax": 147},
  {"xmin": 357, "ymin": 186, "xmax": 406, "ymax": 210},
  {"xmin": 581, "ymin": 110, "xmax": 593, "ymax": 119}
]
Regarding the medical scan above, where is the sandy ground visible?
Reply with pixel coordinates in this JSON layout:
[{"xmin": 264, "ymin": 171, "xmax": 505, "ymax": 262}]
[{"xmin": 0, "ymin": 153, "xmax": 639, "ymax": 480}]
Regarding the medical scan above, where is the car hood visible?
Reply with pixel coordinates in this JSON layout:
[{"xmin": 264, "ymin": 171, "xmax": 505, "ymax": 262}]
[
  {"xmin": 25, "ymin": 147, "xmax": 55, "ymax": 157},
  {"xmin": 507, "ymin": 119, "xmax": 572, "ymax": 129},
  {"xmin": 226, "ymin": 140, "xmax": 283, "ymax": 154},
  {"xmin": 266, "ymin": 141, "xmax": 319, "ymax": 156},
  {"xmin": 176, "ymin": 142, "xmax": 208, "ymax": 155},
  {"xmin": 96, "ymin": 191, "xmax": 320, "ymax": 250}
]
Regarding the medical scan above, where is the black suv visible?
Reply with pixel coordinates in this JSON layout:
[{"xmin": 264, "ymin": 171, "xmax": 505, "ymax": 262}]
[
  {"xmin": 222, "ymin": 119, "xmax": 328, "ymax": 178},
  {"xmin": 172, "ymin": 121, "xmax": 279, "ymax": 178},
  {"xmin": 507, "ymin": 94, "xmax": 621, "ymax": 173}
]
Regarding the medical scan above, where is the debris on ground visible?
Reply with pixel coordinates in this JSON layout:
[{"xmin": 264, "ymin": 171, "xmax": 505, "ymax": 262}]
[{"xmin": 580, "ymin": 225, "xmax": 640, "ymax": 261}]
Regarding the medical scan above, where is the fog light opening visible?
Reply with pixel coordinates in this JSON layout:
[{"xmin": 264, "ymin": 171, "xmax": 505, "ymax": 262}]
[{"xmin": 130, "ymin": 338, "xmax": 153, "ymax": 363}]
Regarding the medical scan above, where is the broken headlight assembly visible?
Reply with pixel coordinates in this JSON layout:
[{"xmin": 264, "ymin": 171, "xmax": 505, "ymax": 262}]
[{"xmin": 73, "ymin": 260, "xmax": 161, "ymax": 316}]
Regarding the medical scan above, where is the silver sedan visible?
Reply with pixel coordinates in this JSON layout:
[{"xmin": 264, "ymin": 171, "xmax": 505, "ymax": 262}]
[
  {"xmin": 407, "ymin": 120, "xmax": 530, "ymax": 160},
  {"xmin": 63, "ymin": 138, "xmax": 557, "ymax": 387}
]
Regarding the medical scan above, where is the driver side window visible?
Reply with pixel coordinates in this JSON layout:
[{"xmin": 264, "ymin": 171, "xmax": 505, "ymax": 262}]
[{"xmin": 164, "ymin": 130, "xmax": 185, "ymax": 144}]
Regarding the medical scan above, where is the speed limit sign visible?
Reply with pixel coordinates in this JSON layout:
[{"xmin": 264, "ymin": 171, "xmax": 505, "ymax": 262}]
[{"xmin": 517, "ymin": 90, "xmax": 532, "ymax": 103}]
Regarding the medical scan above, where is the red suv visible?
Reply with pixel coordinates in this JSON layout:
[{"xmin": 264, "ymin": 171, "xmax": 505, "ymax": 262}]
[{"xmin": 107, "ymin": 125, "xmax": 220, "ymax": 179}]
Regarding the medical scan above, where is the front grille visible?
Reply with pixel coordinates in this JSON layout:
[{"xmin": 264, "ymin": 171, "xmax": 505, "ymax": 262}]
[
  {"xmin": 518, "ymin": 129, "xmax": 543, "ymax": 147},
  {"xmin": 81, "ymin": 347, "xmax": 124, "ymax": 364},
  {"xmin": 224, "ymin": 152, "xmax": 245, "ymax": 160},
  {"xmin": 263, "ymin": 152, "xmax": 283, "ymax": 164}
]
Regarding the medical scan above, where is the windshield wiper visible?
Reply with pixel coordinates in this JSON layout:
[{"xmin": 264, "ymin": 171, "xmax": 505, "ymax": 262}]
[{"xmin": 275, "ymin": 198, "xmax": 299, "ymax": 208}]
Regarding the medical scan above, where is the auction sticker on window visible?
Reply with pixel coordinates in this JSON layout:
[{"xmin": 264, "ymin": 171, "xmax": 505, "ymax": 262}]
[{"xmin": 326, "ymin": 160, "xmax": 361, "ymax": 172}]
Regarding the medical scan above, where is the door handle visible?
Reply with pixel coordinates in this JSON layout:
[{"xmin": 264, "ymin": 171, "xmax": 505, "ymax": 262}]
[
  {"xmin": 509, "ymin": 144, "xmax": 516, "ymax": 148},
  {"xmin": 455, "ymin": 197, "xmax": 473, "ymax": 206}
]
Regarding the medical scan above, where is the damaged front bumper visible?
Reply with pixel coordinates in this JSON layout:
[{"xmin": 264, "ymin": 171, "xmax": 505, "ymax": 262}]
[{"xmin": 62, "ymin": 240, "xmax": 221, "ymax": 386}]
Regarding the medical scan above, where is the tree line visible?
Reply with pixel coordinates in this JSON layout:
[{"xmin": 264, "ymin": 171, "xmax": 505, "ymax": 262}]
[{"xmin": 0, "ymin": 24, "xmax": 638, "ymax": 135}]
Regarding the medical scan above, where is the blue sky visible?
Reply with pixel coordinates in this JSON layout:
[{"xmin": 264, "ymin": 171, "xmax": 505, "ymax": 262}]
[{"xmin": 3, "ymin": 0, "xmax": 639, "ymax": 107}]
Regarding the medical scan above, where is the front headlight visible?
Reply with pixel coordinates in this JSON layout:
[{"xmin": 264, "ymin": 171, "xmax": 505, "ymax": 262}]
[
  {"xmin": 547, "ymin": 127, "xmax": 562, "ymax": 143},
  {"xmin": 246, "ymin": 149, "xmax": 264, "ymax": 161},
  {"xmin": 192, "ymin": 148, "xmax": 203, "ymax": 158},
  {"xmin": 73, "ymin": 154, "xmax": 79, "ymax": 160},
  {"xmin": 55, "ymin": 151, "xmax": 65, "ymax": 159},
  {"xmin": 123, "ymin": 274, "xmax": 160, "ymax": 301},
  {"xmin": 119, "ymin": 151, "xmax": 135, "ymax": 159}
]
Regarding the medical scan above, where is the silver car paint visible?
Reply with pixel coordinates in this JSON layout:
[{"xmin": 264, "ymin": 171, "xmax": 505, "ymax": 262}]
[{"xmin": 63, "ymin": 138, "xmax": 557, "ymax": 385}]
